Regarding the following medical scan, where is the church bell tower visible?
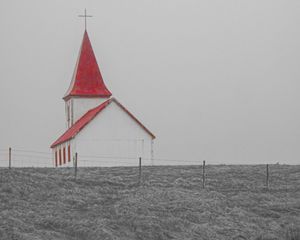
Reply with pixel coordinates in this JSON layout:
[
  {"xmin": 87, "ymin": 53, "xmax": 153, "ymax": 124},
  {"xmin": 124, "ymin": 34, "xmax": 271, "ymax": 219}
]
[{"xmin": 63, "ymin": 30, "xmax": 112, "ymax": 128}]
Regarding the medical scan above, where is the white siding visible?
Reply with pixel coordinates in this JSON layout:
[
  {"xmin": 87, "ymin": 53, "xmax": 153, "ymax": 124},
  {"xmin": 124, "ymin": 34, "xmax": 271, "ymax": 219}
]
[
  {"xmin": 65, "ymin": 97, "xmax": 109, "ymax": 128},
  {"xmin": 74, "ymin": 101, "xmax": 153, "ymax": 167},
  {"xmin": 55, "ymin": 100, "xmax": 154, "ymax": 167}
]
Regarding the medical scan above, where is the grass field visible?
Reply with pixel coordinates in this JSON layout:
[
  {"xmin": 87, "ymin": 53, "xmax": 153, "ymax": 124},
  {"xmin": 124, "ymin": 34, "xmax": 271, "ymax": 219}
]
[{"xmin": 0, "ymin": 165, "xmax": 299, "ymax": 240}]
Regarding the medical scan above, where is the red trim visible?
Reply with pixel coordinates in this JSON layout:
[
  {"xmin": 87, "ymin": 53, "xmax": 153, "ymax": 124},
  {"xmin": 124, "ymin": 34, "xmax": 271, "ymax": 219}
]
[
  {"xmin": 63, "ymin": 147, "xmax": 66, "ymax": 164},
  {"xmin": 68, "ymin": 145, "xmax": 71, "ymax": 162},
  {"xmin": 112, "ymin": 99, "xmax": 156, "ymax": 139},
  {"xmin": 59, "ymin": 149, "xmax": 62, "ymax": 166},
  {"xmin": 50, "ymin": 98, "xmax": 155, "ymax": 148},
  {"xmin": 64, "ymin": 95, "xmax": 110, "ymax": 101},
  {"xmin": 51, "ymin": 99, "xmax": 110, "ymax": 148},
  {"xmin": 55, "ymin": 150, "xmax": 58, "ymax": 167}
]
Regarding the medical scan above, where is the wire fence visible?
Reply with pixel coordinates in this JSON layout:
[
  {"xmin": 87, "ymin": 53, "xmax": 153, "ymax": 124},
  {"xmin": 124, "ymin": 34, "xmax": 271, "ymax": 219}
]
[
  {"xmin": 0, "ymin": 148, "xmax": 52, "ymax": 168},
  {"xmin": 0, "ymin": 148, "xmax": 202, "ymax": 168},
  {"xmin": 0, "ymin": 147, "xmax": 299, "ymax": 194}
]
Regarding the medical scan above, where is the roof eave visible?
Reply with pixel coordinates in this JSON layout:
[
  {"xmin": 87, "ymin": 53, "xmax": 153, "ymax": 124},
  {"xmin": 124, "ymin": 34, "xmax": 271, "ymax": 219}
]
[
  {"xmin": 110, "ymin": 98, "xmax": 156, "ymax": 139},
  {"xmin": 63, "ymin": 93, "xmax": 112, "ymax": 101}
]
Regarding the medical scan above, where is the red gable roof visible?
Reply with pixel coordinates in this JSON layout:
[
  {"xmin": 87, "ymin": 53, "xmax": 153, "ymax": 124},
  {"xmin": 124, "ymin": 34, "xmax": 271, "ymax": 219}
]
[
  {"xmin": 51, "ymin": 98, "xmax": 155, "ymax": 148},
  {"xmin": 64, "ymin": 30, "xmax": 112, "ymax": 100}
]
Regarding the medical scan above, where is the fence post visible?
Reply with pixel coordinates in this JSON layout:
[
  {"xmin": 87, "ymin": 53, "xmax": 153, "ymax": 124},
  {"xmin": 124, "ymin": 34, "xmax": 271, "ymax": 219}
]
[
  {"xmin": 9, "ymin": 147, "xmax": 11, "ymax": 169},
  {"xmin": 266, "ymin": 164, "xmax": 269, "ymax": 190},
  {"xmin": 202, "ymin": 160, "xmax": 206, "ymax": 189},
  {"xmin": 74, "ymin": 152, "xmax": 78, "ymax": 180},
  {"xmin": 139, "ymin": 157, "xmax": 142, "ymax": 184}
]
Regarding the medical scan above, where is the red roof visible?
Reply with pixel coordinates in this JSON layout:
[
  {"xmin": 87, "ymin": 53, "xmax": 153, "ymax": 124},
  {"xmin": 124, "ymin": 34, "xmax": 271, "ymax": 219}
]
[
  {"xmin": 51, "ymin": 98, "xmax": 155, "ymax": 148},
  {"xmin": 64, "ymin": 30, "xmax": 112, "ymax": 100}
]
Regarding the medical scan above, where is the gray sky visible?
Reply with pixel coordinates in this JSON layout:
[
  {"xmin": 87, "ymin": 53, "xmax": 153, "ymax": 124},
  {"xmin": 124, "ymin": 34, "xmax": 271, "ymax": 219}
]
[{"xmin": 0, "ymin": 0, "xmax": 299, "ymax": 164}]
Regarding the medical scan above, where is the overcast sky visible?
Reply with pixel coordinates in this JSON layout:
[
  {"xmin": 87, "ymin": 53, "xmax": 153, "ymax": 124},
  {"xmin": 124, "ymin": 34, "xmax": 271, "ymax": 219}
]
[{"xmin": 0, "ymin": 0, "xmax": 299, "ymax": 165}]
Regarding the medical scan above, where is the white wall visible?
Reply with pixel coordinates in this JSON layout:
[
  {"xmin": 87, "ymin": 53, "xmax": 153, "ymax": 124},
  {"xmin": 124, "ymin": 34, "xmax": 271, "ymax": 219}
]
[
  {"xmin": 74, "ymin": 101, "xmax": 154, "ymax": 167},
  {"xmin": 54, "ymin": 100, "xmax": 154, "ymax": 167},
  {"xmin": 65, "ymin": 97, "xmax": 109, "ymax": 128}
]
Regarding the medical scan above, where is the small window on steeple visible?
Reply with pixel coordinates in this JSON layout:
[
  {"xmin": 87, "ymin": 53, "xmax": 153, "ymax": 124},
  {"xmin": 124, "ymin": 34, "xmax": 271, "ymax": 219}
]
[{"xmin": 67, "ymin": 105, "xmax": 70, "ymax": 121}]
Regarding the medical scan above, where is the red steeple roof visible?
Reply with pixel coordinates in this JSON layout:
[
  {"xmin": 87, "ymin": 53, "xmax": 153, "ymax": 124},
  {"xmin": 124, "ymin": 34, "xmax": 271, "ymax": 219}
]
[{"xmin": 64, "ymin": 30, "xmax": 112, "ymax": 100}]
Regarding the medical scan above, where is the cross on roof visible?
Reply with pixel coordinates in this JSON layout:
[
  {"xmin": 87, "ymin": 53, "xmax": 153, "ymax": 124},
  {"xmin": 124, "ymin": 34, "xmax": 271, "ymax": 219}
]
[{"xmin": 78, "ymin": 9, "xmax": 92, "ymax": 30}]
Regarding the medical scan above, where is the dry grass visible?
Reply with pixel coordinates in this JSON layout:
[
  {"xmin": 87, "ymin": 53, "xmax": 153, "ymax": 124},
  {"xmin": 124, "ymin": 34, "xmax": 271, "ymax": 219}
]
[{"xmin": 0, "ymin": 165, "xmax": 299, "ymax": 240}]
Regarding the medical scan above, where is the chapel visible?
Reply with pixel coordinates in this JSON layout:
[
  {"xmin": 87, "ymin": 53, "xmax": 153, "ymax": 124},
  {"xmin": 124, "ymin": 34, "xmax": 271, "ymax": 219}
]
[{"xmin": 50, "ymin": 29, "xmax": 155, "ymax": 167}]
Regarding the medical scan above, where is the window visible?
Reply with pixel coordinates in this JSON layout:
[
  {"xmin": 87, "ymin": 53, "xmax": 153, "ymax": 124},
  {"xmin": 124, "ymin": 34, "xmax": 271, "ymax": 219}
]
[
  {"xmin": 55, "ymin": 150, "xmax": 58, "ymax": 167},
  {"xmin": 67, "ymin": 105, "xmax": 70, "ymax": 121},
  {"xmin": 71, "ymin": 100, "xmax": 73, "ymax": 125},
  {"xmin": 68, "ymin": 145, "xmax": 71, "ymax": 162},
  {"xmin": 59, "ymin": 149, "xmax": 62, "ymax": 166},
  {"xmin": 67, "ymin": 104, "xmax": 70, "ymax": 127},
  {"xmin": 63, "ymin": 147, "xmax": 66, "ymax": 164}
]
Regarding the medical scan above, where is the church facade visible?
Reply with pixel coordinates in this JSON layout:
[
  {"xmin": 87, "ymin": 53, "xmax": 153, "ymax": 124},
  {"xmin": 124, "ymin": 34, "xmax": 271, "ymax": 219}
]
[{"xmin": 50, "ymin": 30, "xmax": 155, "ymax": 167}]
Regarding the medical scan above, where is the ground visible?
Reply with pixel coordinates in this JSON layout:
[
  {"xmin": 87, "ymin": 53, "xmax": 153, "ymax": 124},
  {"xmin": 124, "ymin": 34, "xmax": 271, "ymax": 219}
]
[{"xmin": 0, "ymin": 165, "xmax": 299, "ymax": 240}]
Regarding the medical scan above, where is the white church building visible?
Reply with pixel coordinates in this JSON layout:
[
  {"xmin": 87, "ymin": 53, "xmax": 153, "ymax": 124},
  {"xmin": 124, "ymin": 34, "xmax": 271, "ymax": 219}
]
[{"xmin": 51, "ymin": 30, "xmax": 155, "ymax": 167}]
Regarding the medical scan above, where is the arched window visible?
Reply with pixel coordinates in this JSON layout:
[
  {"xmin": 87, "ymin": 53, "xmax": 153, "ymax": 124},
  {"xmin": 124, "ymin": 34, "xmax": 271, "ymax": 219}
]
[
  {"xmin": 59, "ymin": 149, "xmax": 62, "ymax": 166},
  {"xmin": 63, "ymin": 147, "xmax": 66, "ymax": 164},
  {"xmin": 68, "ymin": 145, "xmax": 71, "ymax": 162},
  {"xmin": 55, "ymin": 150, "xmax": 58, "ymax": 167}
]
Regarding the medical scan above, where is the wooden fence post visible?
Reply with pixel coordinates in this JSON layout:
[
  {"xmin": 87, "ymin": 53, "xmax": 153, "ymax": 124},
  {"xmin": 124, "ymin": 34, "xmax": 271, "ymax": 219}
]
[
  {"xmin": 202, "ymin": 160, "xmax": 206, "ymax": 189},
  {"xmin": 9, "ymin": 147, "xmax": 11, "ymax": 169},
  {"xmin": 266, "ymin": 164, "xmax": 269, "ymax": 190},
  {"xmin": 75, "ymin": 152, "xmax": 78, "ymax": 180},
  {"xmin": 139, "ymin": 157, "xmax": 142, "ymax": 184}
]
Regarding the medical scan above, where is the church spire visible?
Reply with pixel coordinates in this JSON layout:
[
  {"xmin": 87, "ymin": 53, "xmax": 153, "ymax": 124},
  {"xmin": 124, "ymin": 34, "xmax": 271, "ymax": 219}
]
[{"xmin": 63, "ymin": 30, "xmax": 112, "ymax": 100}]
